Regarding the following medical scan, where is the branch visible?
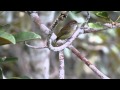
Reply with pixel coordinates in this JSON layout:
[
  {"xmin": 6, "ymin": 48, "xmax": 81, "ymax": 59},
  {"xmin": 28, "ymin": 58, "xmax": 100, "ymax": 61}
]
[
  {"xmin": 84, "ymin": 11, "xmax": 90, "ymax": 26},
  {"xmin": 104, "ymin": 22, "xmax": 120, "ymax": 28},
  {"xmin": 86, "ymin": 11, "xmax": 90, "ymax": 23},
  {"xmin": 83, "ymin": 27, "xmax": 109, "ymax": 33},
  {"xmin": 25, "ymin": 41, "xmax": 48, "ymax": 49},
  {"xmin": 59, "ymin": 50, "xmax": 65, "ymax": 79},
  {"xmin": 25, "ymin": 11, "xmax": 51, "ymax": 35},
  {"xmin": 50, "ymin": 11, "xmax": 69, "ymax": 30},
  {"xmin": 68, "ymin": 45, "xmax": 110, "ymax": 79},
  {"xmin": 81, "ymin": 22, "xmax": 120, "ymax": 34}
]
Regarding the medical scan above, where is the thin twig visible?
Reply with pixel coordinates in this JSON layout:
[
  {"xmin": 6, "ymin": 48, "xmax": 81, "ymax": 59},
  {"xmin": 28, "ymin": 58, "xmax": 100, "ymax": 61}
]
[
  {"xmin": 81, "ymin": 11, "xmax": 90, "ymax": 27},
  {"xmin": 26, "ymin": 11, "xmax": 51, "ymax": 35},
  {"xmin": 50, "ymin": 11, "xmax": 69, "ymax": 31},
  {"xmin": 68, "ymin": 45, "xmax": 110, "ymax": 79},
  {"xmin": 83, "ymin": 27, "xmax": 109, "ymax": 33},
  {"xmin": 59, "ymin": 50, "xmax": 64, "ymax": 79},
  {"xmin": 85, "ymin": 11, "xmax": 90, "ymax": 23},
  {"xmin": 25, "ymin": 41, "xmax": 48, "ymax": 49},
  {"xmin": 104, "ymin": 23, "xmax": 120, "ymax": 28}
]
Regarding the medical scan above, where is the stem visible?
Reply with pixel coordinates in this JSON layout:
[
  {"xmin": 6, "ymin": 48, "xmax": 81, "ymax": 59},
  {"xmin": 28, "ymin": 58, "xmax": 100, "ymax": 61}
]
[
  {"xmin": 59, "ymin": 50, "xmax": 65, "ymax": 79},
  {"xmin": 68, "ymin": 45, "xmax": 110, "ymax": 79}
]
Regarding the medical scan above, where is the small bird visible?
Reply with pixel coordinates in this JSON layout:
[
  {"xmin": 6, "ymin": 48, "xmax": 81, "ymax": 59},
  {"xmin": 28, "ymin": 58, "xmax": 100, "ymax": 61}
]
[{"xmin": 56, "ymin": 20, "xmax": 78, "ymax": 41}]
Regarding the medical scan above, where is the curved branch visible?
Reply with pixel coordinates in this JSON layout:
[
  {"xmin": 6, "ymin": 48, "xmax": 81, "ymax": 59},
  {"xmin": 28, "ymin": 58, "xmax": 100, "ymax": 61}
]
[{"xmin": 25, "ymin": 41, "xmax": 48, "ymax": 49}]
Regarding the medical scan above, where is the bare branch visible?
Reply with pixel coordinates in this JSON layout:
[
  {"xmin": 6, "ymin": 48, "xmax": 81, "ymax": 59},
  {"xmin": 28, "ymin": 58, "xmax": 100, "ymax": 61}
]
[
  {"xmin": 50, "ymin": 11, "xmax": 69, "ymax": 30},
  {"xmin": 68, "ymin": 45, "xmax": 110, "ymax": 79},
  {"xmin": 85, "ymin": 11, "xmax": 90, "ymax": 24},
  {"xmin": 104, "ymin": 23, "xmax": 120, "ymax": 28},
  {"xmin": 25, "ymin": 41, "xmax": 48, "ymax": 49},
  {"xmin": 59, "ymin": 50, "xmax": 65, "ymax": 79},
  {"xmin": 83, "ymin": 27, "xmax": 109, "ymax": 33},
  {"xmin": 26, "ymin": 11, "xmax": 51, "ymax": 35},
  {"xmin": 81, "ymin": 22, "xmax": 120, "ymax": 34}
]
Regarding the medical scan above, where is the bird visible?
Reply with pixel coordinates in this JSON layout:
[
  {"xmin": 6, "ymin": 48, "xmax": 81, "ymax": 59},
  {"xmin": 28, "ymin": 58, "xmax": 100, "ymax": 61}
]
[{"xmin": 56, "ymin": 20, "xmax": 78, "ymax": 41}]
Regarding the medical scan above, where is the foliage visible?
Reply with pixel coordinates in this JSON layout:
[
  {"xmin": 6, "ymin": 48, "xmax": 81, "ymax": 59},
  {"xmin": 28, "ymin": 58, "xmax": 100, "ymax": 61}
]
[{"xmin": 0, "ymin": 12, "xmax": 41, "ymax": 79}]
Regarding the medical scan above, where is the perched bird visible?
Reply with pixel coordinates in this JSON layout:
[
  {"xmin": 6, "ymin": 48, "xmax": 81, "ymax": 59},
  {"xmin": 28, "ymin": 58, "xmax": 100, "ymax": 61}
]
[{"xmin": 56, "ymin": 20, "xmax": 78, "ymax": 41}]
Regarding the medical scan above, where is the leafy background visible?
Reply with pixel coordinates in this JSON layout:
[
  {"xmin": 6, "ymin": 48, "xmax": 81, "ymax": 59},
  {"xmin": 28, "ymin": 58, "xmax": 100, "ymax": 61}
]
[{"xmin": 0, "ymin": 11, "xmax": 120, "ymax": 79}]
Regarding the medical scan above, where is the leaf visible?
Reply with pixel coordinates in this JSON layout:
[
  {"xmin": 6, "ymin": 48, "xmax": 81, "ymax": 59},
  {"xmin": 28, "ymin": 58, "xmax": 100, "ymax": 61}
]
[
  {"xmin": 0, "ymin": 57, "xmax": 18, "ymax": 63},
  {"xmin": 88, "ymin": 22, "xmax": 104, "ymax": 29},
  {"xmin": 14, "ymin": 31, "xmax": 41, "ymax": 43},
  {"xmin": 95, "ymin": 11, "xmax": 111, "ymax": 22},
  {"xmin": 0, "ymin": 30, "xmax": 16, "ymax": 45}
]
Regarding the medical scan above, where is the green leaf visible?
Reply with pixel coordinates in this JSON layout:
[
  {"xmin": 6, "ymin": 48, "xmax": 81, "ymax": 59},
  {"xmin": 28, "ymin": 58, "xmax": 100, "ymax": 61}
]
[
  {"xmin": 14, "ymin": 31, "xmax": 41, "ymax": 43},
  {"xmin": 0, "ymin": 57, "xmax": 18, "ymax": 63},
  {"xmin": 95, "ymin": 11, "xmax": 111, "ymax": 22},
  {"xmin": 0, "ymin": 67, "xmax": 3, "ymax": 79},
  {"xmin": 0, "ymin": 30, "xmax": 16, "ymax": 45},
  {"xmin": 88, "ymin": 22, "xmax": 104, "ymax": 29}
]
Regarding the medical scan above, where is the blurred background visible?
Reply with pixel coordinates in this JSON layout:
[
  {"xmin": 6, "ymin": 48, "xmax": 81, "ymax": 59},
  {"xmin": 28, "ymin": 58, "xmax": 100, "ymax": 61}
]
[{"xmin": 0, "ymin": 11, "xmax": 120, "ymax": 79}]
